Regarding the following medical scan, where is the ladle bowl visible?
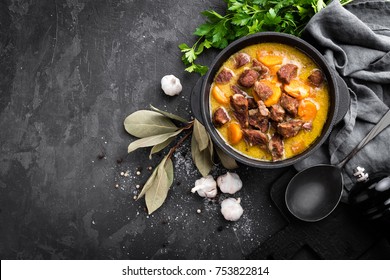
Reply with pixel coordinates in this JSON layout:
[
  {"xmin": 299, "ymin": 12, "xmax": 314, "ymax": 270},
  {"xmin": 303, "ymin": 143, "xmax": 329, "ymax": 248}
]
[
  {"xmin": 286, "ymin": 165, "xmax": 343, "ymax": 222},
  {"xmin": 286, "ymin": 109, "xmax": 390, "ymax": 222}
]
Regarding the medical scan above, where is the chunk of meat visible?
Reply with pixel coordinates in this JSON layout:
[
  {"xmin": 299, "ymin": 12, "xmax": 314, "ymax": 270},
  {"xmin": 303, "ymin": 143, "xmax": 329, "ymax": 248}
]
[
  {"xmin": 277, "ymin": 64, "xmax": 298, "ymax": 84},
  {"xmin": 308, "ymin": 69, "xmax": 324, "ymax": 87},
  {"xmin": 269, "ymin": 134, "xmax": 284, "ymax": 161},
  {"xmin": 231, "ymin": 85, "xmax": 257, "ymax": 109},
  {"xmin": 234, "ymin": 53, "xmax": 251, "ymax": 68},
  {"xmin": 280, "ymin": 93, "xmax": 299, "ymax": 117},
  {"xmin": 247, "ymin": 98, "xmax": 258, "ymax": 110},
  {"xmin": 242, "ymin": 129, "xmax": 268, "ymax": 148},
  {"xmin": 253, "ymin": 81, "xmax": 273, "ymax": 101},
  {"xmin": 215, "ymin": 68, "xmax": 234, "ymax": 84},
  {"xmin": 252, "ymin": 59, "xmax": 263, "ymax": 67},
  {"xmin": 269, "ymin": 104, "xmax": 285, "ymax": 123},
  {"xmin": 248, "ymin": 109, "xmax": 269, "ymax": 133},
  {"xmin": 302, "ymin": 121, "xmax": 313, "ymax": 131},
  {"xmin": 257, "ymin": 100, "xmax": 269, "ymax": 117},
  {"xmin": 230, "ymin": 94, "xmax": 249, "ymax": 128},
  {"xmin": 238, "ymin": 69, "xmax": 260, "ymax": 88},
  {"xmin": 230, "ymin": 94, "xmax": 248, "ymax": 115},
  {"xmin": 213, "ymin": 107, "xmax": 230, "ymax": 127},
  {"xmin": 231, "ymin": 85, "xmax": 247, "ymax": 96},
  {"xmin": 277, "ymin": 120, "xmax": 304, "ymax": 138},
  {"xmin": 252, "ymin": 59, "xmax": 269, "ymax": 78}
]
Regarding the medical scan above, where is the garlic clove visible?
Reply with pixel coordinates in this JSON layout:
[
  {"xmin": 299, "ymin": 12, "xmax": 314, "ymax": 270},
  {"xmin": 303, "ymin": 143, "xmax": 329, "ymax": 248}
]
[
  {"xmin": 217, "ymin": 172, "xmax": 242, "ymax": 194},
  {"xmin": 221, "ymin": 198, "xmax": 243, "ymax": 221},
  {"xmin": 191, "ymin": 175, "xmax": 217, "ymax": 198},
  {"xmin": 161, "ymin": 75, "xmax": 182, "ymax": 96}
]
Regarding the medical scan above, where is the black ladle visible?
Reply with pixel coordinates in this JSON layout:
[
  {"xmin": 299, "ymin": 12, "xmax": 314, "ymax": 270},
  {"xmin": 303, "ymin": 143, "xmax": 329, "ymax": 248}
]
[{"xmin": 286, "ymin": 109, "xmax": 390, "ymax": 222}]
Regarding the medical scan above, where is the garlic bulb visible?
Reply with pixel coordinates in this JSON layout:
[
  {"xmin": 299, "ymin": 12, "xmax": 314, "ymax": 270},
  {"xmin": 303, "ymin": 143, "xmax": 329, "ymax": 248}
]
[
  {"xmin": 221, "ymin": 198, "xmax": 243, "ymax": 221},
  {"xmin": 191, "ymin": 175, "xmax": 217, "ymax": 198},
  {"xmin": 217, "ymin": 172, "xmax": 242, "ymax": 194},
  {"xmin": 161, "ymin": 75, "xmax": 182, "ymax": 96}
]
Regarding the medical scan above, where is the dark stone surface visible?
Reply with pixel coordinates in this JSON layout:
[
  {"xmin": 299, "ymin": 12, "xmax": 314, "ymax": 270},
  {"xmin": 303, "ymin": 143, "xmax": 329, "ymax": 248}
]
[{"xmin": 0, "ymin": 0, "xmax": 388, "ymax": 260}]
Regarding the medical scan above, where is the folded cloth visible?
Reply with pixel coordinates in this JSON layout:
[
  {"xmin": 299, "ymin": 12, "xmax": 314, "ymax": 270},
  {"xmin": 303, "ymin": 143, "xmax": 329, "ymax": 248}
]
[{"xmin": 294, "ymin": 0, "xmax": 390, "ymax": 191}]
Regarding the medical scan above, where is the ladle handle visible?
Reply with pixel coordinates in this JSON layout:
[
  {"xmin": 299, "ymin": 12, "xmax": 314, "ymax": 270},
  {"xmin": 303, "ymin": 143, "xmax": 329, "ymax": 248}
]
[{"xmin": 338, "ymin": 109, "xmax": 390, "ymax": 168}]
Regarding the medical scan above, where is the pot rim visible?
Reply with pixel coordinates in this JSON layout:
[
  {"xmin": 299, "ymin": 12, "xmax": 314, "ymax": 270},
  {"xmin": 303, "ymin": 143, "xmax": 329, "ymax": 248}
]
[{"xmin": 200, "ymin": 32, "xmax": 340, "ymax": 168}]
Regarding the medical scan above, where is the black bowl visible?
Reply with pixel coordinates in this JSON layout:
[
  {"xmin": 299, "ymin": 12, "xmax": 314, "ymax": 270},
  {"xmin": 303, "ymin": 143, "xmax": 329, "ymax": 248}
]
[{"xmin": 191, "ymin": 32, "xmax": 349, "ymax": 168}]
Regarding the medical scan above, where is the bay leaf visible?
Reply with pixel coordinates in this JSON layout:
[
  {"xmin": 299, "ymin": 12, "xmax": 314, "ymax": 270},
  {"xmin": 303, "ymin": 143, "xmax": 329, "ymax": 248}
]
[
  {"xmin": 193, "ymin": 119, "xmax": 209, "ymax": 151},
  {"xmin": 215, "ymin": 146, "xmax": 239, "ymax": 169},
  {"xmin": 137, "ymin": 156, "xmax": 168, "ymax": 200},
  {"xmin": 145, "ymin": 160, "xmax": 171, "ymax": 214},
  {"xmin": 165, "ymin": 158, "xmax": 174, "ymax": 187},
  {"xmin": 207, "ymin": 133, "xmax": 214, "ymax": 162},
  {"xmin": 191, "ymin": 133, "xmax": 213, "ymax": 177},
  {"xmin": 149, "ymin": 137, "xmax": 175, "ymax": 159},
  {"xmin": 128, "ymin": 129, "xmax": 183, "ymax": 153},
  {"xmin": 124, "ymin": 110, "xmax": 177, "ymax": 138},
  {"xmin": 150, "ymin": 105, "xmax": 189, "ymax": 124}
]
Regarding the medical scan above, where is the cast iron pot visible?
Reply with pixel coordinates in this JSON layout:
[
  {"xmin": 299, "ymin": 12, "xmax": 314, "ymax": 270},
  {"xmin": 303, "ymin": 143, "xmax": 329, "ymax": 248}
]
[{"xmin": 191, "ymin": 32, "xmax": 350, "ymax": 168}]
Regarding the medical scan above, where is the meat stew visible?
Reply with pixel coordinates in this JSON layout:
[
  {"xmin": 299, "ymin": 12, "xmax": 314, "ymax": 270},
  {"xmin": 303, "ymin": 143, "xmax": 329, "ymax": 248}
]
[{"xmin": 210, "ymin": 43, "xmax": 330, "ymax": 161}]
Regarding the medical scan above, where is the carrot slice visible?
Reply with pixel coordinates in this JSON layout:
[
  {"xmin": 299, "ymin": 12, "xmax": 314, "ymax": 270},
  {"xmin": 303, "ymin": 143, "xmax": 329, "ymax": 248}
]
[
  {"xmin": 228, "ymin": 122, "xmax": 243, "ymax": 145},
  {"xmin": 262, "ymin": 80, "xmax": 282, "ymax": 107},
  {"xmin": 298, "ymin": 99, "xmax": 318, "ymax": 121},
  {"xmin": 257, "ymin": 55, "xmax": 283, "ymax": 67},
  {"xmin": 212, "ymin": 85, "xmax": 229, "ymax": 104},
  {"xmin": 284, "ymin": 79, "xmax": 310, "ymax": 100}
]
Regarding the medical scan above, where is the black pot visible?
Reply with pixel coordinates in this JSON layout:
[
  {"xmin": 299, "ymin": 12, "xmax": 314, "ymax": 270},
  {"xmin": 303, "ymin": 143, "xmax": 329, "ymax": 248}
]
[{"xmin": 191, "ymin": 32, "xmax": 350, "ymax": 168}]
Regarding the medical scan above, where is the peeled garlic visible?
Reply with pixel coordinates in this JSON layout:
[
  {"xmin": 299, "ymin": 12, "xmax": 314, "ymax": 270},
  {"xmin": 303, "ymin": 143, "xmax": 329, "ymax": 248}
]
[
  {"xmin": 191, "ymin": 175, "xmax": 217, "ymax": 198},
  {"xmin": 161, "ymin": 74, "xmax": 182, "ymax": 96},
  {"xmin": 221, "ymin": 198, "xmax": 243, "ymax": 221},
  {"xmin": 217, "ymin": 172, "xmax": 242, "ymax": 194}
]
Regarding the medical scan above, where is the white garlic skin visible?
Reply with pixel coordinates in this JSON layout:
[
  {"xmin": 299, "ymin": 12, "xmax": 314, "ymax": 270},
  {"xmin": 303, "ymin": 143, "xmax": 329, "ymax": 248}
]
[
  {"xmin": 217, "ymin": 172, "xmax": 242, "ymax": 194},
  {"xmin": 191, "ymin": 175, "xmax": 217, "ymax": 198},
  {"xmin": 161, "ymin": 75, "xmax": 182, "ymax": 96},
  {"xmin": 221, "ymin": 198, "xmax": 243, "ymax": 221}
]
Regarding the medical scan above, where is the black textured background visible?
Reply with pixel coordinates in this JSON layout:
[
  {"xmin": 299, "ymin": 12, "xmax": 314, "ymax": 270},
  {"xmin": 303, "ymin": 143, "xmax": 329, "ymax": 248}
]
[{"xmin": 0, "ymin": 0, "xmax": 388, "ymax": 260}]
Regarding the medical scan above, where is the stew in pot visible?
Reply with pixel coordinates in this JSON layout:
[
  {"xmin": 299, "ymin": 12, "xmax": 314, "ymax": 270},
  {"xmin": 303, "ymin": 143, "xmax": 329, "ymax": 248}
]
[{"xmin": 210, "ymin": 43, "xmax": 330, "ymax": 161}]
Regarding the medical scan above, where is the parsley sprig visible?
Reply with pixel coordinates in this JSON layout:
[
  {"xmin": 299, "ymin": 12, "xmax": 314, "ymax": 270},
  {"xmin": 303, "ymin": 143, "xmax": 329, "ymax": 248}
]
[{"xmin": 179, "ymin": 0, "xmax": 353, "ymax": 75}]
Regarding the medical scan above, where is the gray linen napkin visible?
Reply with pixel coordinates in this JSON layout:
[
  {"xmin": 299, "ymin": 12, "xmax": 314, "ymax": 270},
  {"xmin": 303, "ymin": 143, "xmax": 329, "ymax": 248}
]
[{"xmin": 294, "ymin": 0, "xmax": 390, "ymax": 190}]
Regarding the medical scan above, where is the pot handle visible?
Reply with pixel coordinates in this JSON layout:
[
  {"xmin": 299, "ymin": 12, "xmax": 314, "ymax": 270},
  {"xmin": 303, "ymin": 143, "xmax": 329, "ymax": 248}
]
[
  {"xmin": 190, "ymin": 77, "xmax": 205, "ymax": 125},
  {"xmin": 334, "ymin": 75, "xmax": 350, "ymax": 124}
]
